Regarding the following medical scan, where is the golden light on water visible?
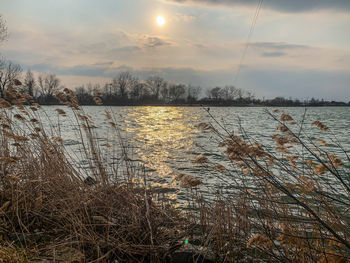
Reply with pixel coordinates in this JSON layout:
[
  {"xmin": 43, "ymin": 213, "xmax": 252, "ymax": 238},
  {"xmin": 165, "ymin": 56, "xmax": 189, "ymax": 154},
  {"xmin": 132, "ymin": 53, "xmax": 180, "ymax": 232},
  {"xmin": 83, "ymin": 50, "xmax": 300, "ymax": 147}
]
[
  {"xmin": 125, "ymin": 107, "xmax": 200, "ymax": 178},
  {"xmin": 156, "ymin": 15, "xmax": 166, "ymax": 27}
]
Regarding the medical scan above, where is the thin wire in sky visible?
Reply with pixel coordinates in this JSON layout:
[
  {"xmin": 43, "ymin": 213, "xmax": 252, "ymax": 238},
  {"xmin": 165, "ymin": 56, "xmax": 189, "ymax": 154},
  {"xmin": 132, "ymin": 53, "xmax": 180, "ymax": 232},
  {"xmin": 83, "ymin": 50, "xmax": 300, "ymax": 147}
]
[{"xmin": 233, "ymin": 0, "xmax": 263, "ymax": 85}]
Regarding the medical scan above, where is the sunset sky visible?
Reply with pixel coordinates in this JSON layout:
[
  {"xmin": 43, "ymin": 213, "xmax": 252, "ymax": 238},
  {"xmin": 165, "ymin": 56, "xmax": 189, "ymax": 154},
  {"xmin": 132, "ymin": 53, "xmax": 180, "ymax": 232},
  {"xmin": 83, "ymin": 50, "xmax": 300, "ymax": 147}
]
[{"xmin": 1, "ymin": 0, "xmax": 350, "ymax": 100}]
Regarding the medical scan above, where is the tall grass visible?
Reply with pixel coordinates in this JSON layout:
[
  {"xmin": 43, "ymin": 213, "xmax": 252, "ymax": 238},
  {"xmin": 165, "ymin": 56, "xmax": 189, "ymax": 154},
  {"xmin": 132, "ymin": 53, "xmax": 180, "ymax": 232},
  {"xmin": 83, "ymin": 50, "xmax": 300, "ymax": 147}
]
[
  {"xmin": 194, "ymin": 108, "xmax": 350, "ymax": 262},
  {"xmin": 0, "ymin": 85, "xmax": 190, "ymax": 262},
  {"xmin": 0, "ymin": 83, "xmax": 349, "ymax": 262}
]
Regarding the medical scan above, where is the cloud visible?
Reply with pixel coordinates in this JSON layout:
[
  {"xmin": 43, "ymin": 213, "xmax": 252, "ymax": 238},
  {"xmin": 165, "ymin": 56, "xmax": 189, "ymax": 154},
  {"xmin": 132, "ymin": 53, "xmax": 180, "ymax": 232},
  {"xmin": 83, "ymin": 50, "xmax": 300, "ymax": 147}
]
[
  {"xmin": 262, "ymin": 52, "xmax": 286, "ymax": 57},
  {"xmin": 93, "ymin": 61, "xmax": 114, "ymax": 66},
  {"xmin": 166, "ymin": 0, "xmax": 350, "ymax": 13},
  {"xmin": 140, "ymin": 36, "xmax": 172, "ymax": 48},
  {"xmin": 252, "ymin": 42, "xmax": 310, "ymax": 50},
  {"xmin": 252, "ymin": 42, "xmax": 310, "ymax": 58},
  {"xmin": 2, "ymin": 23, "xmax": 176, "ymax": 69},
  {"xmin": 174, "ymin": 13, "xmax": 197, "ymax": 22}
]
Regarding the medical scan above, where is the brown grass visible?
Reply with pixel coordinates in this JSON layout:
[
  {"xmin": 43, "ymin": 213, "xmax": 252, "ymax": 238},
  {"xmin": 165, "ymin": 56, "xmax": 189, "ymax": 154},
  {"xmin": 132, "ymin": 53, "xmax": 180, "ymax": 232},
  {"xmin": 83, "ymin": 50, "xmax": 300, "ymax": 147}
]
[
  {"xmin": 0, "ymin": 85, "xmax": 190, "ymax": 262},
  {"xmin": 195, "ymin": 107, "xmax": 350, "ymax": 262},
  {"xmin": 1, "ymin": 84, "xmax": 350, "ymax": 262}
]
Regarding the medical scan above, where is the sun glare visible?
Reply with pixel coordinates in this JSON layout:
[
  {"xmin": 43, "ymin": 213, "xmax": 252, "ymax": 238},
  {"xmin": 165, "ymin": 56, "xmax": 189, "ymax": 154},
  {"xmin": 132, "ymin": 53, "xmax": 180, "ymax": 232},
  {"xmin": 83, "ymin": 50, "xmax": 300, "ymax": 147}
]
[{"xmin": 156, "ymin": 15, "xmax": 166, "ymax": 27}]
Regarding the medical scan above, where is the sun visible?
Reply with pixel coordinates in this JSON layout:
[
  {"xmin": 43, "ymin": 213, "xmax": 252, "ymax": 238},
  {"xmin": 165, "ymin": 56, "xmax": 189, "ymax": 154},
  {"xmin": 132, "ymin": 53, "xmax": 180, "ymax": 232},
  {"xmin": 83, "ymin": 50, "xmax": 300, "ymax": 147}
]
[{"xmin": 156, "ymin": 15, "xmax": 166, "ymax": 27}]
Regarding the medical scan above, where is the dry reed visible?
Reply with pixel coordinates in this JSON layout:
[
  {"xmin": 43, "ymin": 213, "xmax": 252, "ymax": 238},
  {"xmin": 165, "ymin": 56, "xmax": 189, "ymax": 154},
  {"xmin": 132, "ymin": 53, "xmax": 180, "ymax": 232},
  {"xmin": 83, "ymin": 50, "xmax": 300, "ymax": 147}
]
[
  {"xmin": 0, "ymin": 85, "xmax": 191, "ymax": 262},
  {"xmin": 1, "ymin": 84, "xmax": 349, "ymax": 262}
]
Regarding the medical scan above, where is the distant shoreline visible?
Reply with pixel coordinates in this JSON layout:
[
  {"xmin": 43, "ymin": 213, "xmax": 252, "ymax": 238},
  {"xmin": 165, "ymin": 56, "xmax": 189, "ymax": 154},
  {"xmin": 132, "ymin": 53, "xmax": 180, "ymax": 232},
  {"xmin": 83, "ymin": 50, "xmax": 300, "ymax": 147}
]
[{"xmin": 39, "ymin": 103, "xmax": 350, "ymax": 107}]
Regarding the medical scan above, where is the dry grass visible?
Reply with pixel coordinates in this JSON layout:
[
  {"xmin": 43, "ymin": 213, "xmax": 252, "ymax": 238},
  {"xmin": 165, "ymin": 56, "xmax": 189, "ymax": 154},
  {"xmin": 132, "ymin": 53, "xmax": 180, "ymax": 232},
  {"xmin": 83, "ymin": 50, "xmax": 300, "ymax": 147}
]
[
  {"xmin": 0, "ymin": 85, "xmax": 190, "ymax": 262},
  {"xmin": 1, "ymin": 84, "xmax": 350, "ymax": 262},
  {"xmin": 194, "ymin": 108, "xmax": 350, "ymax": 262}
]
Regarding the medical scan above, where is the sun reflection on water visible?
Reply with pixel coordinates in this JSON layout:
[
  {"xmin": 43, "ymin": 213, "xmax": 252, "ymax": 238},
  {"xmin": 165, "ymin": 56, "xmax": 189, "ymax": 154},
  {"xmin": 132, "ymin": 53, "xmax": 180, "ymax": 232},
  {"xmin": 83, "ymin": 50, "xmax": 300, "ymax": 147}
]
[{"xmin": 125, "ymin": 107, "xmax": 200, "ymax": 179}]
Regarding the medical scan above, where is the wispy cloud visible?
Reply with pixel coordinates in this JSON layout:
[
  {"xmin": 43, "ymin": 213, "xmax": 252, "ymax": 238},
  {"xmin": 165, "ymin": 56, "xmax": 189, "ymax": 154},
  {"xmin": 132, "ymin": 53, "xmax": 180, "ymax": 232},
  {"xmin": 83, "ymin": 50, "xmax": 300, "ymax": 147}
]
[
  {"xmin": 140, "ymin": 36, "xmax": 172, "ymax": 48},
  {"xmin": 106, "ymin": 46, "xmax": 141, "ymax": 59},
  {"xmin": 174, "ymin": 13, "xmax": 197, "ymax": 22},
  {"xmin": 262, "ymin": 52, "xmax": 286, "ymax": 57},
  {"xmin": 166, "ymin": 0, "xmax": 350, "ymax": 13},
  {"xmin": 93, "ymin": 61, "xmax": 114, "ymax": 66},
  {"xmin": 252, "ymin": 42, "xmax": 310, "ymax": 50}
]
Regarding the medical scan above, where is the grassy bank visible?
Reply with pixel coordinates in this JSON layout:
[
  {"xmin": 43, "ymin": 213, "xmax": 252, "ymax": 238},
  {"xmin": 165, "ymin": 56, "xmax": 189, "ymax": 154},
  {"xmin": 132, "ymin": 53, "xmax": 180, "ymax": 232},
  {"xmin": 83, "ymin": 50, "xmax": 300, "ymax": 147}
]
[{"xmin": 0, "ymin": 85, "xmax": 349, "ymax": 262}]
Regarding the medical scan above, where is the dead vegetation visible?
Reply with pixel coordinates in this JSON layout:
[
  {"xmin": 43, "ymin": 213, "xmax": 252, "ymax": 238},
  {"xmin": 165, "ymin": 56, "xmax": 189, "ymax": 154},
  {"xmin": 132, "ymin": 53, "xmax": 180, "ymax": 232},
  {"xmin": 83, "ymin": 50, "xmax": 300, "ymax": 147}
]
[
  {"xmin": 0, "ymin": 83, "xmax": 349, "ymax": 262},
  {"xmin": 195, "ymin": 107, "xmax": 350, "ymax": 262},
  {"xmin": 0, "ymin": 84, "xmax": 190, "ymax": 262}
]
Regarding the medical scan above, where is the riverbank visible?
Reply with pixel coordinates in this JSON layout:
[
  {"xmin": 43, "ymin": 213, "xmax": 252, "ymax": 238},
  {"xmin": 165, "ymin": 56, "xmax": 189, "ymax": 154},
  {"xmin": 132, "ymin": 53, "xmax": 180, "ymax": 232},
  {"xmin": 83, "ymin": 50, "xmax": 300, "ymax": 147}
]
[{"xmin": 36, "ymin": 100, "xmax": 350, "ymax": 107}]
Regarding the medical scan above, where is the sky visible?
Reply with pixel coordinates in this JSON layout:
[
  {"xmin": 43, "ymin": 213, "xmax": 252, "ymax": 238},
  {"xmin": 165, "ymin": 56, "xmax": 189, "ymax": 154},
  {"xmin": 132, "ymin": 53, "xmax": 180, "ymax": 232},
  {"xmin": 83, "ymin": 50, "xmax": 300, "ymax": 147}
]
[{"xmin": 0, "ymin": 0, "xmax": 350, "ymax": 101}]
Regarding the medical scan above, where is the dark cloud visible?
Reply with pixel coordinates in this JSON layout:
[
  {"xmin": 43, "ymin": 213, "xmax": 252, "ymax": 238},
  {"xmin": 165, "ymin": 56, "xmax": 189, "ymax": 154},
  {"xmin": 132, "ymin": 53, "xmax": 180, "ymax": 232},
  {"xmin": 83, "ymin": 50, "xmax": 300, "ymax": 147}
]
[
  {"xmin": 167, "ymin": 0, "xmax": 350, "ymax": 13},
  {"xmin": 262, "ymin": 51, "xmax": 286, "ymax": 57},
  {"xmin": 93, "ymin": 61, "xmax": 114, "ymax": 66},
  {"xmin": 252, "ymin": 42, "xmax": 309, "ymax": 50},
  {"xmin": 253, "ymin": 42, "xmax": 310, "ymax": 57},
  {"xmin": 142, "ymin": 37, "xmax": 171, "ymax": 48}
]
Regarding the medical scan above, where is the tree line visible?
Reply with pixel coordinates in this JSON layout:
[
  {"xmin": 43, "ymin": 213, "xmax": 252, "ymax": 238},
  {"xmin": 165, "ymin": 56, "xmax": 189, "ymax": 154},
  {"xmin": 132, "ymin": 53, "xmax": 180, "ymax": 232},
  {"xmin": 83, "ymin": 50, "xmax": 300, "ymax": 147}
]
[
  {"xmin": 1, "ymin": 63, "xmax": 349, "ymax": 106},
  {"xmin": 1, "ymin": 15, "xmax": 349, "ymax": 107},
  {"xmin": 1, "ymin": 62, "xmax": 258, "ymax": 105}
]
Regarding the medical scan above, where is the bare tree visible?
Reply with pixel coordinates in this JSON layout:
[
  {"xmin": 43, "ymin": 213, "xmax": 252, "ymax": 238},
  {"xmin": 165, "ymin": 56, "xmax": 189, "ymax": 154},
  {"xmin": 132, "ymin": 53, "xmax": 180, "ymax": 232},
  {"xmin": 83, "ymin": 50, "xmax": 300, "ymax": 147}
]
[
  {"xmin": 86, "ymin": 83, "xmax": 99, "ymax": 96},
  {"xmin": 169, "ymin": 84, "xmax": 186, "ymax": 101},
  {"xmin": 24, "ymin": 70, "xmax": 35, "ymax": 97},
  {"xmin": 0, "ymin": 60, "xmax": 22, "ymax": 98},
  {"xmin": 110, "ymin": 79, "xmax": 118, "ymax": 96},
  {"xmin": 129, "ymin": 82, "xmax": 146, "ymax": 101},
  {"xmin": 186, "ymin": 85, "xmax": 201, "ymax": 101},
  {"xmin": 221, "ymin": 86, "xmax": 232, "ymax": 100},
  {"xmin": 146, "ymin": 76, "xmax": 166, "ymax": 99},
  {"xmin": 113, "ymin": 71, "xmax": 136, "ymax": 98},
  {"xmin": 236, "ymin": 88, "xmax": 243, "ymax": 100},
  {"xmin": 230, "ymin": 86, "xmax": 240, "ymax": 100},
  {"xmin": 75, "ymin": 85, "xmax": 94, "ymax": 104},
  {"xmin": 160, "ymin": 84, "xmax": 169, "ymax": 101},
  {"xmin": 38, "ymin": 74, "xmax": 61, "ymax": 98},
  {"xmin": 103, "ymin": 83, "xmax": 113, "ymax": 96},
  {"xmin": 245, "ymin": 90, "xmax": 255, "ymax": 101},
  {"xmin": 210, "ymin": 87, "xmax": 223, "ymax": 100}
]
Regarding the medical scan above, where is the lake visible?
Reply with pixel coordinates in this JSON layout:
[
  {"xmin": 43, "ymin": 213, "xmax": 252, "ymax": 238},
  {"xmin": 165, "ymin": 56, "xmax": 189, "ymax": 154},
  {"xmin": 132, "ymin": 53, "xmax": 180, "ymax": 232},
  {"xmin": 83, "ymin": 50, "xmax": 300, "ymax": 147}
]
[{"xmin": 39, "ymin": 106, "xmax": 350, "ymax": 200}]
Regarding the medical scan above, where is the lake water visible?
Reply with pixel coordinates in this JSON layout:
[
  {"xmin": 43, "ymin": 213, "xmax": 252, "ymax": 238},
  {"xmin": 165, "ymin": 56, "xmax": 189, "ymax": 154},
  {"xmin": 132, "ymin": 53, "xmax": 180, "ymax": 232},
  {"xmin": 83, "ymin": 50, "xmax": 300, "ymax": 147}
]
[{"xmin": 39, "ymin": 106, "xmax": 350, "ymax": 200}]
